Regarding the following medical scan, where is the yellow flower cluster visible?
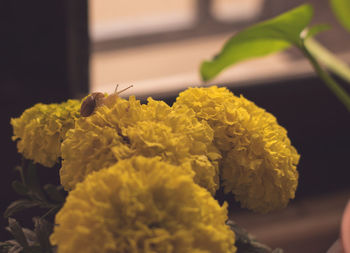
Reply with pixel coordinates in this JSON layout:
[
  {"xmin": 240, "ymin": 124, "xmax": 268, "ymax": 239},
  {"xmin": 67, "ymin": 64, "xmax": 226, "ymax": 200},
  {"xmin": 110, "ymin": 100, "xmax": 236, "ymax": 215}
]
[
  {"xmin": 174, "ymin": 86, "xmax": 300, "ymax": 213},
  {"xmin": 11, "ymin": 86, "xmax": 300, "ymax": 216},
  {"xmin": 10, "ymin": 85, "xmax": 302, "ymax": 252},
  {"xmin": 51, "ymin": 156, "xmax": 236, "ymax": 253},
  {"xmin": 11, "ymin": 100, "xmax": 81, "ymax": 167},
  {"xmin": 60, "ymin": 95, "xmax": 221, "ymax": 194}
]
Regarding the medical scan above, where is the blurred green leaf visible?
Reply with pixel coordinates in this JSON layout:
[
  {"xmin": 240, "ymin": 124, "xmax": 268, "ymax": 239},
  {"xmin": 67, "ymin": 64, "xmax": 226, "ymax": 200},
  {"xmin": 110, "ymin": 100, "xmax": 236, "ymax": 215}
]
[
  {"xmin": 330, "ymin": 0, "xmax": 350, "ymax": 32},
  {"xmin": 26, "ymin": 162, "xmax": 47, "ymax": 202},
  {"xmin": 226, "ymin": 220, "xmax": 283, "ymax": 253},
  {"xmin": 24, "ymin": 245, "xmax": 43, "ymax": 253},
  {"xmin": 6, "ymin": 161, "xmax": 64, "ymax": 219},
  {"xmin": 44, "ymin": 184, "xmax": 65, "ymax": 203},
  {"xmin": 303, "ymin": 24, "xmax": 331, "ymax": 40},
  {"xmin": 7, "ymin": 218, "xmax": 29, "ymax": 249},
  {"xmin": 200, "ymin": 4, "xmax": 314, "ymax": 81},
  {"xmin": 1, "ymin": 218, "xmax": 55, "ymax": 253},
  {"xmin": 14, "ymin": 165, "xmax": 26, "ymax": 185},
  {"xmin": 271, "ymin": 249, "xmax": 284, "ymax": 253},
  {"xmin": 12, "ymin": 180, "xmax": 29, "ymax": 196},
  {"xmin": 4, "ymin": 200, "xmax": 39, "ymax": 218},
  {"xmin": 0, "ymin": 242, "xmax": 13, "ymax": 253},
  {"xmin": 33, "ymin": 217, "xmax": 53, "ymax": 253}
]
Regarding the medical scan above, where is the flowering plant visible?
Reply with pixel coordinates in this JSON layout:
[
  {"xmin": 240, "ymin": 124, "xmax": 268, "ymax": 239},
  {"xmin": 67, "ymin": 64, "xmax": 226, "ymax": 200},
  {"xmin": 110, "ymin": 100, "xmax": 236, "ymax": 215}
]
[
  {"xmin": 200, "ymin": 3, "xmax": 350, "ymax": 112},
  {"xmin": 2, "ymin": 86, "xmax": 298, "ymax": 253},
  {"xmin": 4, "ymin": 1, "xmax": 349, "ymax": 252}
]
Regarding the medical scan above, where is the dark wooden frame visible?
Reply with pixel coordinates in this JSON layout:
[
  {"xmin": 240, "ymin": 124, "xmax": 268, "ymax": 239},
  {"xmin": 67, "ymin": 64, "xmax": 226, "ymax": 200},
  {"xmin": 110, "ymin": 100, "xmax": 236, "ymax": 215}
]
[{"xmin": 0, "ymin": 0, "xmax": 89, "ymax": 239}]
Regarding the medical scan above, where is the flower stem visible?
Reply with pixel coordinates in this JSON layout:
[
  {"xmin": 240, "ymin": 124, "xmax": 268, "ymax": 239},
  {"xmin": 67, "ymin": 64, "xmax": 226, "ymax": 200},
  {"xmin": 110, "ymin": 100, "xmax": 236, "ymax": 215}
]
[
  {"xmin": 301, "ymin": 43, "xmax": 350, "ymax": 112},
  {"xmin": 305, "ymin": 38, "xmax": 350, "ymax": 84}
]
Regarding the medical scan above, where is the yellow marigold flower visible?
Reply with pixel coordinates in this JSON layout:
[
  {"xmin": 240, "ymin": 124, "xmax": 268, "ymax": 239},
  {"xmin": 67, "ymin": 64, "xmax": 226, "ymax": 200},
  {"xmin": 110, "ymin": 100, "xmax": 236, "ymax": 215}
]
[
  {"xmin": 174, "ymin": 86, "xmax": 300, "ymax": 213},
  {"xmin": 51, "ymin": 156, "xmax": 236, "ymax": 253},
  {"xmin": 11, "ymin": 100, "xmax": 81, "ymax": 167},
  {"xmin": 60, "ymin": 96, "xmax": 221, "ymax": 194}
]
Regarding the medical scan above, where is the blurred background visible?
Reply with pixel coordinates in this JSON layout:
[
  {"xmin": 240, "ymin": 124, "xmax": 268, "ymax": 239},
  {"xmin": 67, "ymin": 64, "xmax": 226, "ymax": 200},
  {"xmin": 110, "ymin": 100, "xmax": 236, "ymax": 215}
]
[{"xmin": 1, "ymin": 0, "xmax": 350, "ymax": 252}]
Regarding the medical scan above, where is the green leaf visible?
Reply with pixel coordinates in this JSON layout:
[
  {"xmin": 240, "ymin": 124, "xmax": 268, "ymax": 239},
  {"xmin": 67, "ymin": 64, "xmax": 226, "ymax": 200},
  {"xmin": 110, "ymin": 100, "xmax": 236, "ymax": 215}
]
[
  {"xmin": 24, "ymin": 245, "xmax": 43, "ymax": 253},
  {"xmin": 330, "ymin": 0, "xmax": 350, "ymax": 32},
  {"xmin": 272, "ymin": 249, "xmax": 284, "ymax": 253},
  {"xmin": 12, "ymin": 180, "xmax": 29, "ymax": 196},
  {"xmin": 200, "ymin": 4, "xmax": 314, "ymax": 81},
  {"xmin": 4, "ymin": 199, "xmax": 40, "ymax": 218},
  {"xmin": 41, "ymin": 206, "xmax": 62, "ymax": 220},
  {"xmin": 303, "ymin": 24, "xmax": 331, "ymax": 40},
  {"xmin": 226, "ymin": 220, "xmax": 283, "ymax": 253},
  {"xmin": 44, "ymin": 184, "xmax": 65, "ymax": 203},
  {"xmin": 14, "ymin": 165, "xmax": 26, "ymax": 185},
  {"xmin": 26, "ymin": 162, "xmax": 47, "ymax": 202},
  {"xmin": 7, "ymin": 218, "xmax": 29, "ymax": 249},
  {"xmin": 0, "ymin": 242, "xmax": 13, "ymax": 252},
  {"xmin": 2, "ymin": 218, "xmax": 56, "ymax": 253},
  {"xmin": 33, "ymin": 217, "xmax": 53, "ymax": 253}
]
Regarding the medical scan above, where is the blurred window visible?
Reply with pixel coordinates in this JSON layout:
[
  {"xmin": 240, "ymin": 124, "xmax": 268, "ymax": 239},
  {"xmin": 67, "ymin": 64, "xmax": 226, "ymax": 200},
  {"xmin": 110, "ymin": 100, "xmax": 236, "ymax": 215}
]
[
  {"xmin": 89, "ymin": 0, "xmax": 329, "ymax": 99},
  {"xmin": 211, "ymin": 0, "xmax": 264, "ymax": 22},
  {"xmin": 89, "ymin": 0, "xmax": 269, "ymax": 98},
  {"xmin": 90, "ymin": 0, "xmax": 196, "ymax": 41}
]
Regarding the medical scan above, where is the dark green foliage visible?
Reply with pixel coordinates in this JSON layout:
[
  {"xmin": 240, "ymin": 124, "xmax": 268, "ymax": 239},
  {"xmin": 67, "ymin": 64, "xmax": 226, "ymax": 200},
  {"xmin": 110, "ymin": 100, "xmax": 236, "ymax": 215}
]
[
  {"xmin": 4, "ymin": 161, "xmax": 66, "ymax": 219},
  {"xmin": 0, "ymin": 218, "xmax": 55, "ymax": 253},
  {"xmin": 227, "ymin": 220, "xmax": 284, "ymax": 253}
]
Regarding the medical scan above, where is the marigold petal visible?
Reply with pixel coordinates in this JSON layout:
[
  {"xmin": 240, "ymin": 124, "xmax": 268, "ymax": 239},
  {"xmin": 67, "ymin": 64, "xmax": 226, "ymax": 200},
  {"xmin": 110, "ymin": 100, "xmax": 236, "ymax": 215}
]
[
  {"xmin": 11, "ymin": 99, "xmax": 81, "ymax": 167},
  {"xmin": 51, "ymin": 156, "xmax": 236, "ymax": 253},
  {"xmin": 60, "ymin": 96, "xmax": 221, "ymax": 194},
  {"xmin": 174, "ymin": 86, "xmax": 300, "ymax": 213}
]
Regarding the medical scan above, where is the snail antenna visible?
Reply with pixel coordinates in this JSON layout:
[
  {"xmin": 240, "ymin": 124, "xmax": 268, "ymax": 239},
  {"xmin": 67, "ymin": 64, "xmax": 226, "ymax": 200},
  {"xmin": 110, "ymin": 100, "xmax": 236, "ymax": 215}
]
[{"xmin": 117, "ymin": 85, "xmax": 133, "ymax": 95}]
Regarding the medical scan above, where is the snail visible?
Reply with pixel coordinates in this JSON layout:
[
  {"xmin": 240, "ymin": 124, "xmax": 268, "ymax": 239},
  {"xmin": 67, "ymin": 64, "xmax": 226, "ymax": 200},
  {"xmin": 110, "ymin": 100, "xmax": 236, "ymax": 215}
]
[{"xmin": 80, "ymin": 84, "xmax": 133, "ymax": 117}]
